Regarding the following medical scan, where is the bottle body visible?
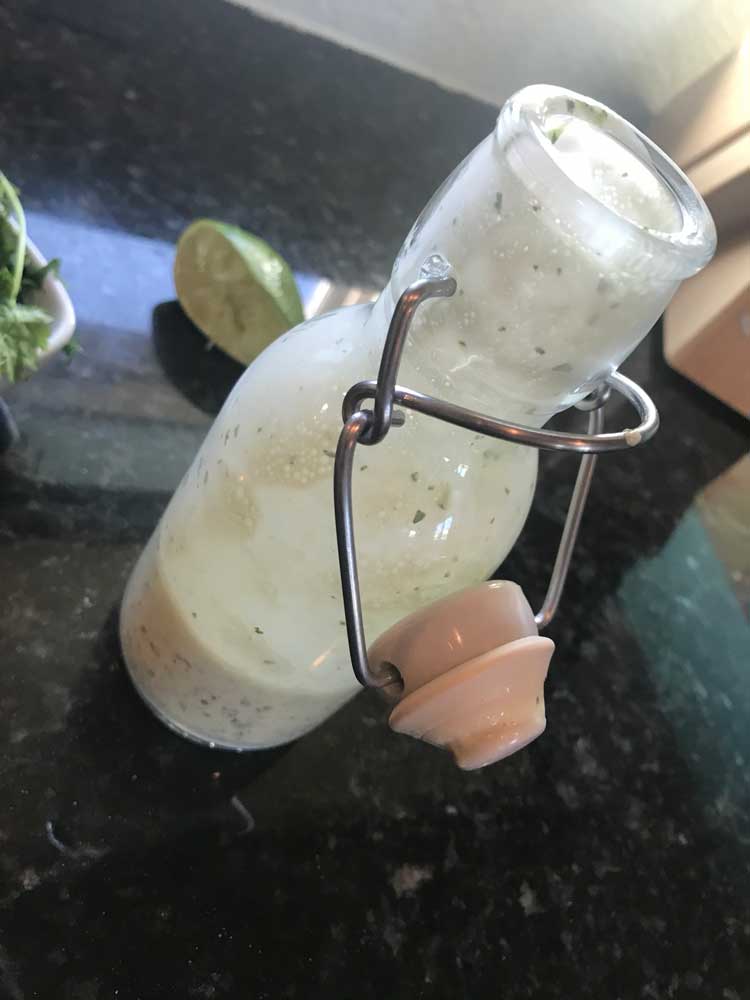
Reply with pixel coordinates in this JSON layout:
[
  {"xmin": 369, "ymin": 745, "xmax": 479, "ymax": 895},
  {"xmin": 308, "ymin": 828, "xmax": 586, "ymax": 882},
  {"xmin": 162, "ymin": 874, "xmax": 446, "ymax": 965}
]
[
  {"xmin": 120, "ymin": 85, "xmax": 715, "ymax": 748},
  {"xmin": 121, "ymin": 302, "xmax": 537, "ymax": 747}
]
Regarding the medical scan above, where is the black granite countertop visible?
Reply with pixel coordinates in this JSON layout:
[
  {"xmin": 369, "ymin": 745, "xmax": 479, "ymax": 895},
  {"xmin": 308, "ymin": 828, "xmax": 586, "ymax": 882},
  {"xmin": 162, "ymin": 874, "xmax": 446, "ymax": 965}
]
[{"xmin": 1, "ymin": 2, "xmax": 750, "ymax": 997}]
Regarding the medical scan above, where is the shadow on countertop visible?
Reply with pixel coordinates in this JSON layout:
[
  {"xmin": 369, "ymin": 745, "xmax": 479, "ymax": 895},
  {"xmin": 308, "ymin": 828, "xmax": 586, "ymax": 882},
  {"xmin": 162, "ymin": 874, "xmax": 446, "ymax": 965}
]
[
  {"xmin": 58, "ymin": 606, "xmax": 293, "ymax": 844},
  {"xmin": 152, "ymin": 301, "xmax": 245, "ymax": 416}
]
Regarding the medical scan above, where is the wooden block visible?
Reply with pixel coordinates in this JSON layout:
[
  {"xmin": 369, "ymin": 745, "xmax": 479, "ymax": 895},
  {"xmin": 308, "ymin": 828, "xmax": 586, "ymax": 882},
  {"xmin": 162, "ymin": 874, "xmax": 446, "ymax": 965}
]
[{"xmin": 664, "ymin": 234, "xmax": 750, "ymax": 418}]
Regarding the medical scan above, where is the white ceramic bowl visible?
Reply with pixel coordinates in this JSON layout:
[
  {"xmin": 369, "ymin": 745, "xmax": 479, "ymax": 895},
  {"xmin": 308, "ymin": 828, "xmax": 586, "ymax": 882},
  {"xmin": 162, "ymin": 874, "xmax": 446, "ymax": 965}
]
[{"xmin": 26, "ymin": 235, "xmax": 76, "ymax": 363}]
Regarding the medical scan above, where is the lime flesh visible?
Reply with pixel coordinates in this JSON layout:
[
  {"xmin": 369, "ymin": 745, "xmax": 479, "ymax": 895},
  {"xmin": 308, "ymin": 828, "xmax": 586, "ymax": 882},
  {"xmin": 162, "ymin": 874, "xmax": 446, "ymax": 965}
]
[{"xmin": 174, "ymin": 219, "xmax": 304, "ymax": 365}]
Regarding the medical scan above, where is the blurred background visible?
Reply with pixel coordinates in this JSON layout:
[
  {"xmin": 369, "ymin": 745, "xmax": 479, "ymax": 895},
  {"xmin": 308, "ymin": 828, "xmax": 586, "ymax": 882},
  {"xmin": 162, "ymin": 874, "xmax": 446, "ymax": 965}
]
[{"xmin": 238, "ymin": 0, "xmax": 744, "ymax": 125}]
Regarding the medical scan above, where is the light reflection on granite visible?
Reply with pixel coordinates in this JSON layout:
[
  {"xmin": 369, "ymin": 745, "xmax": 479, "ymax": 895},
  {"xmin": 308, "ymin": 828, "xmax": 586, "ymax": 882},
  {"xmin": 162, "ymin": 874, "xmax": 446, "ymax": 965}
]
[{"xmin": 620, "ymin": 507, "xmax": 750, "ymax": 790}]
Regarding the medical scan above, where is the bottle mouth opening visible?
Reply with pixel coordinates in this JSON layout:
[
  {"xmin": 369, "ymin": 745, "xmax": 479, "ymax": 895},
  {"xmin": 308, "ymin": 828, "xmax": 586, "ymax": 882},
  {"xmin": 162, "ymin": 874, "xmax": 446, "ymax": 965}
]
[{"xmin": 498, "ymin": 85, "xmax": 716, "ymax": 278}]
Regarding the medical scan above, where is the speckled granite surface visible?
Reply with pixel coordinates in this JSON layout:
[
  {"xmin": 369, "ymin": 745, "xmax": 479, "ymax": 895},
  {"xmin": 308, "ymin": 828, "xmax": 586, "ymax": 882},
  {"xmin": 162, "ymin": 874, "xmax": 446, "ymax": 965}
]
[{"xmin": 1, "ymin": 2, "xmax": 750, "ymax": 998}]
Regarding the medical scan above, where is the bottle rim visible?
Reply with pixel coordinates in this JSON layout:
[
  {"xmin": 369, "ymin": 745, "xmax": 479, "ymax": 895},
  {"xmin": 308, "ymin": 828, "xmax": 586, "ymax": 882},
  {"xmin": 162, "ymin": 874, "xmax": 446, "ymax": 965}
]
[{"xmin": 497, "ymin": 85, "xmax": 717, "ymax": 278}]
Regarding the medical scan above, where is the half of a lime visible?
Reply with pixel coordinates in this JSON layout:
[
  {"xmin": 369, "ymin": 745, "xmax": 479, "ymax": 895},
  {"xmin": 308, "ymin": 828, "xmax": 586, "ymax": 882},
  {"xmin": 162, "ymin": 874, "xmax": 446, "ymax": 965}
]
[{"xmin": 174, "ymin": 219, "xmax": 304, "ymax": 365}]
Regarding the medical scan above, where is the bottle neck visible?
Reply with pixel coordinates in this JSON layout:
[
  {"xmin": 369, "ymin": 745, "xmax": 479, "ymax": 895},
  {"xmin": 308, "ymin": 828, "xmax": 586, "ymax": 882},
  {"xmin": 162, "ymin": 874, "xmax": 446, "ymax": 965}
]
[
  {"xmin": 367, "ymin": 87, "xmax": 714, "ymax": 428},
  {"xmin": 366, "ymin": 282, "xmax": 544, "ymax": 426}
]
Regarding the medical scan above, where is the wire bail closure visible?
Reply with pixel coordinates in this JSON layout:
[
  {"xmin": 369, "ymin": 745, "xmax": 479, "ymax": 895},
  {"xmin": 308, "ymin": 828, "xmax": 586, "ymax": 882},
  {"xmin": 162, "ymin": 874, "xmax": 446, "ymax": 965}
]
[{"xmin": 333, "ymin": 262, "xmax": 659, "ymax": 690}]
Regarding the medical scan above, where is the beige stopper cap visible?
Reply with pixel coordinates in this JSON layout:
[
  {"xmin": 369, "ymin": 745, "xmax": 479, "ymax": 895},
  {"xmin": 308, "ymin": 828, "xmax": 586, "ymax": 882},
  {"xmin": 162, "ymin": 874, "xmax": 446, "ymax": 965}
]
[{"xmin": 368, "ymin": 581, "xmax": 554, "ymax": 770}]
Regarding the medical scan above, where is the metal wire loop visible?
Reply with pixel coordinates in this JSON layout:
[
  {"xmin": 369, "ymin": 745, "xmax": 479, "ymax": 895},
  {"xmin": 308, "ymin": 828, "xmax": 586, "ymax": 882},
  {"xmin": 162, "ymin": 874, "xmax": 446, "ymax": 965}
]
[
  {"xmin": 350, "ymin": 274, "xmax": 457, "ymax": 445},
  {"xmin": 333, "ymin": 271, "xmax": 660, "ymax": 688},
  {"xmin": 344, "ymin": 369, "xmax": 657, "ymax": 455}
]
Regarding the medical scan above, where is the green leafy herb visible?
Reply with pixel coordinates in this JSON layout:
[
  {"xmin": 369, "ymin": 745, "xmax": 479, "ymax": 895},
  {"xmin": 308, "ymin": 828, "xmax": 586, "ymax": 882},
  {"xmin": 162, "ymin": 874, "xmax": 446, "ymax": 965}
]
[
  {"xmin": 547, "ymin": 125, "xmax": 566, "ymax": 145},
  {"xmin": 21, "ymin": 257, "xmax": 60, "ymax": 295},
  {"xmin": 412, "ymin": 509, "xmax": 426, "ymax": 524},
  {"xmin": 0, "ymin": 303, "xmax": 52, "ymax": 382},
  {"xmin": 0, "ymin": 171, "xmax": 57, "ymax": 382},
  {"xmin": 62, "ymin": 338, "xmax": 82, "ymax": 358},
  {"xmin": 0, "ymin": 175, "xmax": 25, "ymax": 302}
]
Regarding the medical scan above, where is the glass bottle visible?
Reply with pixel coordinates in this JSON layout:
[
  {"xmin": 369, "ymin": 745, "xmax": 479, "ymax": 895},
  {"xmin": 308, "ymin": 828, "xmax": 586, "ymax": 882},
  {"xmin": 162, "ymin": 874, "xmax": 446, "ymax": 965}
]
[{"xmin": 120, "ymin": 85, "xmax": 715, "ymax": 749}]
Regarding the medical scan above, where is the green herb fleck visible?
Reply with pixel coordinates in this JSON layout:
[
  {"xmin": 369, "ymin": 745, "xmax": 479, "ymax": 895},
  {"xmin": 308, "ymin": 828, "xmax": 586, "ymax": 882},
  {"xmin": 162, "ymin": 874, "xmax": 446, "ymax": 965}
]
[
  {"xmin": 254, "ymin": 626, "xmax": 264, "ymax": 635},
  {"xmin": 593, "ymin": 107, "xmax": 608, "ymax": 127},
  {"xmin": 360, "ymin": 464, "xmax": 368, "ymax": 471},
  {"xmin": 21, "ymin": 256, "xmax": 60, "ymax": 295},
  {"xmin": 532, "ymin": 264, "xmax": 539, "ymax": 271},
  {"xmin": 410, "ymin": 471, "xmax": 419, "ymax": 482},
  {"xmin": 498, "ymin": 324, "xmax": 507, "ymax": 333},
  {"xmin": 552, "ymin": 362, "xmax": 573, "ymax": 373},
  {"xmin": 547, "ymin": 125, "xmax": 565, "ymax": 145},
  {"xmin": 566, "ymin": 99, "xmax": 575, "ymax": 113},
  {"xmin": 576, "ymin": 100, "xmax": 608, "ymax": 127},
  {"xmin": 458, "ymin": 339, "xmax": 467, "ymax": 348},
  {"xmin": 556, "ymin": 266, "xmax": 563, "ymax": 276},
  {"xmin": 534, "ymin": 346, "xmax": 546, "ymax": 355},
  {"xmin": 323, "ymin": 449, "xmax": 335, "ymax": 459},
  {"xmin": 494, "ymin": 191, "xmax": 503, "ymax": 214},
  {"xmin": 413, "ymin": 509, "xmax": 426, "ymax": 524}
]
